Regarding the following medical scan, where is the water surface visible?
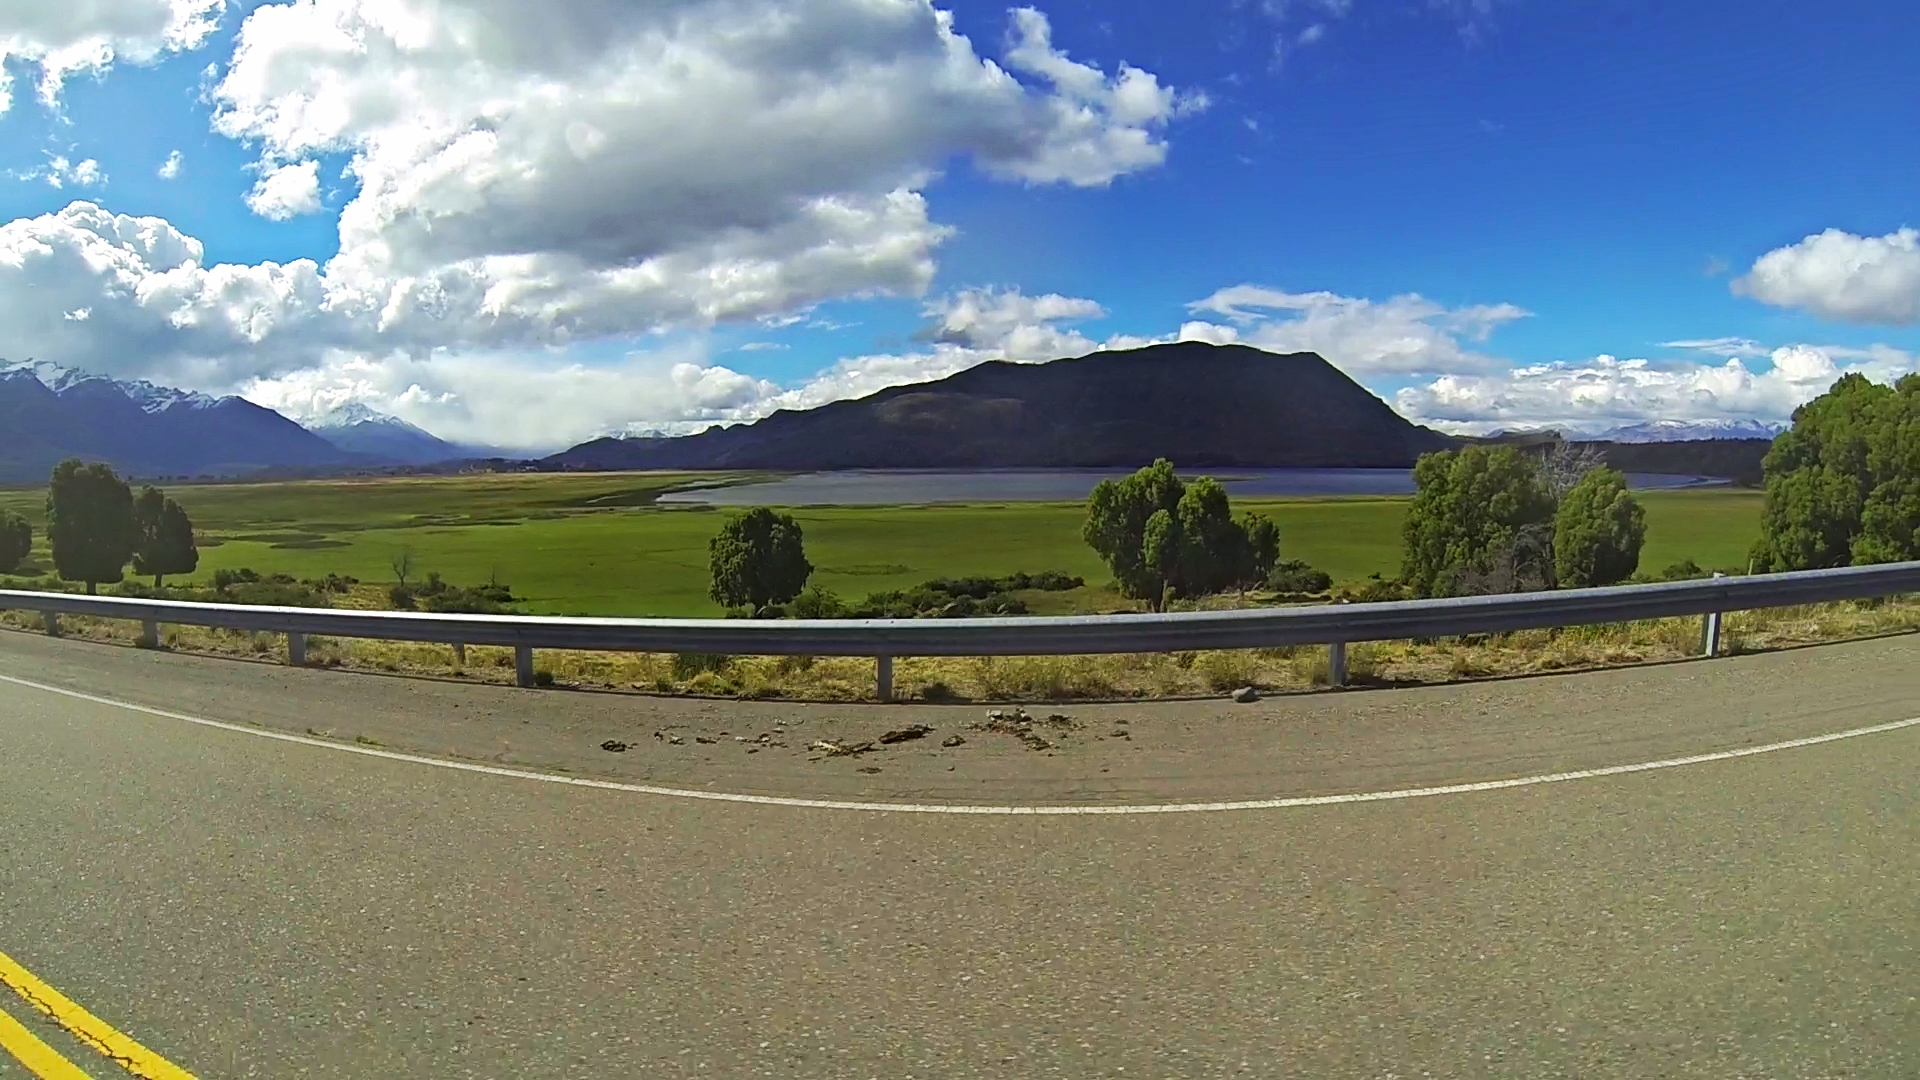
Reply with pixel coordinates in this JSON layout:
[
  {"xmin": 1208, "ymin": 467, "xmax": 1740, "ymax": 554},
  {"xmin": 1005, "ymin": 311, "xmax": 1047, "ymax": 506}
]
[{"xmin": 658, "ymin": 468, "xmax": 1724, "ymax": 507}]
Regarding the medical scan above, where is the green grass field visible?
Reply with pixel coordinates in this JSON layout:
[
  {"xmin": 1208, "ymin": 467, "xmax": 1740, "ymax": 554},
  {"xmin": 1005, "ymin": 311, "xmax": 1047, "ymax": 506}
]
[{"xmin": 0, "ymin": 473, "xmax": 1766, "ymax": 616}]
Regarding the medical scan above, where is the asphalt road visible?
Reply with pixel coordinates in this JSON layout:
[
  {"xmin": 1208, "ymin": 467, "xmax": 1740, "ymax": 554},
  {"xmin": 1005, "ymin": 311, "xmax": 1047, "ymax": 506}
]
[{"xmin": 0, "ymin": 629, "xmax": 1916, "ymax": 1077}]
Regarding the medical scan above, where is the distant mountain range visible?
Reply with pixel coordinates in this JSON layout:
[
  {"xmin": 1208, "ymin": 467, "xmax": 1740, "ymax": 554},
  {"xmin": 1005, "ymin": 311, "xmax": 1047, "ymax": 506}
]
[
  {"xmin": 0, "ymin": 360, "xmax": 355, "ymax": 483},
  {"xmin": 305, "ymin": 402, "xmax": 505, "ymax": 466},
  {"xmin": 1491, "ymin": 419, "xmax": 1786, "ymax": 443},
  {"xmin": 0, "ymin": 349, "xmax": 1793, "ymax": 486},
  {"xmin": 546, "ymin": 342, "xmax": 1458, "ymax": 471}
]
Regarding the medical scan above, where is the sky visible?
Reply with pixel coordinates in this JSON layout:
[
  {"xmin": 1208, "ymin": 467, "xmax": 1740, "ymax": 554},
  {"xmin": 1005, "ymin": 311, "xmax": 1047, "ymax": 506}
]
[{"xmin": 0, "ymin": 0, "xmax": 1916, "ymax": 452}]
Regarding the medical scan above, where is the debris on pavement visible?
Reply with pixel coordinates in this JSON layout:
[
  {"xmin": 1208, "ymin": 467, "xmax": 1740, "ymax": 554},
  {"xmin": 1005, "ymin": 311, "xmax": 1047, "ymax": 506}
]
[
  {"xmin": 1231, "ymin": 686, "xmax": 1261, "ymax": 703},
  {"xmin": 856, "ymin": 766, "xmax": 881, "ymax": 774},
  {"xmin": 695, "ymin": 736, "xmax": 717, "ymax": 744},
  {"xmin": 878, "ymin": 724, "xmax": 933, "ymax": 744},
  {"xmin": 599, "ymin": 740, "xmax": 629, "ymax": 753},
  {"xmin": 808, "ymin": 739, "xmax": 877, "ymax": 757},
  {"xmin": 942, "ymin": 734, "xmax": 965, "ymax": 747}
]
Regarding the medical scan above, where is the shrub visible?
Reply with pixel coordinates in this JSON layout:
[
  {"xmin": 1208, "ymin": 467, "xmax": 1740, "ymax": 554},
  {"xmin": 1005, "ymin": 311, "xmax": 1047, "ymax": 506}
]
[
  {"xmin": 388, "ymin": 584, "xmax": 417, "ymax": 609},
  {"xmin": 0, "ymin": 511, "xmax": 31, "ymax": 575},
  {"xmin": 212, "ymin": 567, "xmax": 260, "ymax": 591},
  {"xmin": 1552, "ymin": 466, "xmax": 1647, "ymax": 588},
  {"xmin": 1267, "ymin": 560, "xmax": 1332, "ymax": 594},
  {"xmin": 532, "ymin": 669, "xmax": 555, "ymax": 687},
  {"xmin": 1401, "ymin": 445, "xmax": 1554, "ymax": 597},
  {"xmin": 789, "ymin": 585, "xmax": 846, "ymax": 619},
  {"xmin": 1334, "ymin": 574, "xmax": 1407, "ymax": 603}
]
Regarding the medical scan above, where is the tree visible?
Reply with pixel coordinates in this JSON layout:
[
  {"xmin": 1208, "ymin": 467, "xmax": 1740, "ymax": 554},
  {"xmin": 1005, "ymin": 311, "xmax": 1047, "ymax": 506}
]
[
  {"xmin": 708, "ymin": 508, "xmax": 812, "ymax": 613},
  {"xmin": 132, "ymin": 488, "xmax": 198, "ymax": 587},
  {"xmin": 45, "ymin": 458, "xmax": 136, "ymax": 594},
  {"xmin": 1552, "ymin": 466, "xmax": 1647, "ymax": 588},
  {"xmin": 1083, "ymin": 462, "xmax": 1275, "ymax": 608},
  {"xmin": 1401, "ymin": 445, "xmax": 1555, "ymax": 597},
  {"xmin": 1083, "ymin": 459, "xmax": 1186, "ymax": 606},
  {"xmin": 0, "ymin": 511, "xmax": 30, "ymax": 575},
  {"xmin": 390, "ymin": 547, "xmax": 416, "ymax": 589},
  {"xmin": 1237, "ymin": 512, "xmax": 1280, "ymax": 591},
  {"xmin": 1751, "ymin": 373, "xmax": 1920, "ymax": 570},
  {"xmin": 1539, "ymin": 440, "xmax": 1610, "ymax": 502}
]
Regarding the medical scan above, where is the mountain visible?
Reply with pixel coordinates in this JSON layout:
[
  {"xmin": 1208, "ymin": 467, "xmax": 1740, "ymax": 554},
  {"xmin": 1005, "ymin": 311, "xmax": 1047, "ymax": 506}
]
[
  {"xmin": 0, "ymin": 361, "xmax": 356, "ymax": 483},
  {"xmin": 544, "ymin": 343, "xmax": 1457, "ymax": 472},
  {"xmin": 1594, "ymin": 419, "xmax": 1785, "ymax": 443},
  {"xmin": 306, "ymin": 403, "xmax": 502, "ymax": 465}
]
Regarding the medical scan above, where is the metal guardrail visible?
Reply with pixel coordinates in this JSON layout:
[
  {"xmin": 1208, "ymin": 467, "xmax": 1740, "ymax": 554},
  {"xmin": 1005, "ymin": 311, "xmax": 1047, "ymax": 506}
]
[{"xmin": 4, "ymin": 560, "xmax": 1918, "ymax": 700}]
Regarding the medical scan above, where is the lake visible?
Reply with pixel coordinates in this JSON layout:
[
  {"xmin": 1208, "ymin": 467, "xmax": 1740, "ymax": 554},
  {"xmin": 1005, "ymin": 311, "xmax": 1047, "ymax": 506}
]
[{"xmin": 657, "ymin": 468, "xmax": 1726, "ymax": 507}]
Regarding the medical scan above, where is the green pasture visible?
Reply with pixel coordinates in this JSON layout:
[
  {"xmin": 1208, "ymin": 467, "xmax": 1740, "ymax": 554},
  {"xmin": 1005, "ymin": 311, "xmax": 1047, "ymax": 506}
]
[{"xmin": 0, "ymin": 473, "xmax": 1766, "ymax": 617}]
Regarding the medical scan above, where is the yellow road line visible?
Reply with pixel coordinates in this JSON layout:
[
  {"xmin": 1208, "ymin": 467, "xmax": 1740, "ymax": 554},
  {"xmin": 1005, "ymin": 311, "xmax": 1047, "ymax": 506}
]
[
  {"xmin": 0, "ymin": 950, "xmax": 194, "ymax": 1080},
  {"xmin": 0, "ymin": 1001, "xmax": 96, "ymax": 1080}
]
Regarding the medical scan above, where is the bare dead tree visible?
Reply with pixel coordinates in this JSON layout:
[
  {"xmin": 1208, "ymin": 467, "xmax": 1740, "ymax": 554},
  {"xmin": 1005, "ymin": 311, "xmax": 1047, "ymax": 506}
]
[
  {"xmin": 1539, "ymin": 440, "xmax": 1609, "ymax": 502},
  {"xmin": 390, "ymin": 546, "xmax": 415, "ymax": 589}
]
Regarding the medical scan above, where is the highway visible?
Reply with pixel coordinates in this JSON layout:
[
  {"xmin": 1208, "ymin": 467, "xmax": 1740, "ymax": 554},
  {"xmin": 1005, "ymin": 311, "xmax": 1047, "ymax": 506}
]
[{"xmin": 0, "ymin": 628, "xmax": 1916, "ymax": 1077}]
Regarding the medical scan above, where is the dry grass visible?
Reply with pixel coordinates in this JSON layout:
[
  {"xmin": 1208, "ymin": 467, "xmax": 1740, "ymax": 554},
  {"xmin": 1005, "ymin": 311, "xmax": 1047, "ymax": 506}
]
[{"xmin": 6, "ymin": 594, "xmax": 1915, "ymax": 703}]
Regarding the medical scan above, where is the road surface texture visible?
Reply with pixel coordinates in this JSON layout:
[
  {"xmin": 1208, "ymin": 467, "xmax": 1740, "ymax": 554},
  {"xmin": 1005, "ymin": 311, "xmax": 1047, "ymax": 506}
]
[{"xmin": 0, "ymin": 628, "xmax": 1915, "ymax": 1077}]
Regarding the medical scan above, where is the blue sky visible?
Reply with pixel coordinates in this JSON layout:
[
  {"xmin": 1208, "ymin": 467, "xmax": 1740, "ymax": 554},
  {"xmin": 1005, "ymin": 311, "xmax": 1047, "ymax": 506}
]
[{"xmin": 0, "ymin": 0, "xmax": 1915, "ymax": 450}]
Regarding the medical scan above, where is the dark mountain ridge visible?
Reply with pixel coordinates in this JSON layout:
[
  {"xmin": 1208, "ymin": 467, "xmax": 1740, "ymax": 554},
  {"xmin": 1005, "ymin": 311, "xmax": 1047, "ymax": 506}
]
[
  {"xmin": 0, "ymin": 362, "xmax": 356, "ymax": 482},
  {"xmin": 545, "ymin": 342, "xmax": 1457, "ymax": 471}
]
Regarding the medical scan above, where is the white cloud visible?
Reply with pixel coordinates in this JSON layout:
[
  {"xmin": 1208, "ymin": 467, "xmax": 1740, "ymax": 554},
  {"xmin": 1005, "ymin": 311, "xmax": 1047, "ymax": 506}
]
[
  {"xmin": 1395, "ymin": 344, "xmax": 1920, "ymax": 434},
  {"xmin": 0, "ymin": 202, "xmax": 338, "ymax": 388},
  {"xmin": 1661, "ymin": 336, "xmax": 1770, "ymax": 360},
  {"xmin": 243, "ymin": 160, "xmax": 323, "ymax": 220},
  {"xmin": 1737, "ymin": 227, "xmax": 1920, "ymax": 324},
  {"xmin": 1183, "ymin": 286, "xmax": 1529, "ymax": 374},
  {"xmin": 31, "ymin": 154, "xmax": 107, "ymax": 189},
  {"xmin": 1297, "ymin": 23, "xmax": 1327, "ymax": 44},
  {"xmin": 196, "ymin": 0, "xmax": 1201, "ymax": 352},
  {"xmin": 241, "ymin": 345, "xmax": 782, "ymax": 451},
  {"xmin": 0, "ymin": 0, "xmax": 225, "ymax": 112},
  {"xmin": 157, "ymin": 150, "xmax": 183, "ymax": 179}
]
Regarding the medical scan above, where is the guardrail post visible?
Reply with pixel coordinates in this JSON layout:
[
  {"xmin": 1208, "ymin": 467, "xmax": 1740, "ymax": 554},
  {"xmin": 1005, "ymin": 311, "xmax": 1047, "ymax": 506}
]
[
  {"xmin": 453, "ymin": 643, "xmax": 467, "ymax": 668},
  {"xmin": 287, "ymin": 632, "xmax": 306, "ymax": 666},
  {"xmin": 515, "ymin": 645, "xmax": 535, "ymax": 688},
  {"xmin": 1328, "ymin": 641, "xmax": 1348, "ymax": 687},
  {"xmin": 875, "ymin": 655, "xmax": 894, "ymax": 703},
  {"xmin": 1701, "ymin": 571, "xmax": 1727, "ymax": 657},
  {"xmin": 141, "ymin": 620, "xmax": 160, "ymax": 648},
  {"xmin": 42, "ymin": 611, "xmax": 59, "ymax": 637}
]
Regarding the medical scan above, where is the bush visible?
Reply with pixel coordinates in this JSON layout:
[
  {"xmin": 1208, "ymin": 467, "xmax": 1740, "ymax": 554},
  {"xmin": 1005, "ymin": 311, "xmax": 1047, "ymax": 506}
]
[
  {"xmin": 0, "ymin": 511, "xmax": 31, "ymax": 575},
  {"xmin": 789, "ymin": 586, "xmax": 847, "ymax": 619},
  {"xmin": 1334, "ymin": 573, "xmax": 1407, "ymax": 603},
  {"xmin": 388, "ymin": 584, "xmax": 417, "ymax": 609},
  {"xmin": 1752, "ymin": 372, "xmax": 1920, "ymax": 571},
  {"xmin": 1552, "ymin": 466, "xmax": 1646, "ymax": 588},
  {"xmin": 212, "ymin": 567, "xmax": 260, "ymax": 591},
  {"xmin": 1266, "ymin": 560, "xmax": 1332, "ymax": 594},
  {"xmin": 1401, "ymin": 445, "xmax": 1554, "ymax": 597},
  {"xmin": 532, "ymin": 669, "xmax": 555, "ymax": 687},
  {"xmin": 302, "ymin": 573, "xmax": 360, "ymax": 594}
]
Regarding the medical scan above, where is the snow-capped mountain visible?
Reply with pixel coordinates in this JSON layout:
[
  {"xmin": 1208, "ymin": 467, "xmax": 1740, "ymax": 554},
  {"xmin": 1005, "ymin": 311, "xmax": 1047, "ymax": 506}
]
[
  {"xmin": 0, "ymin": 360, "xmax": 353, "ymax": 483},
  {"xmin": 306, "ymin": 403, "xmax": 505, "ymax": 464},
  {"xmin": 1593, "ymin": 419, "xmax": 1785, "ymax": 443}
]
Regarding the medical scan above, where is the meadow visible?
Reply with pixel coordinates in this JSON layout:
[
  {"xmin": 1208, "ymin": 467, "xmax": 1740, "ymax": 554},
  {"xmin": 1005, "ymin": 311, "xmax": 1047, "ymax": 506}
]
[{"xmin": 0, "ymin": 471, "xmax": 1767, "ymax": 616}]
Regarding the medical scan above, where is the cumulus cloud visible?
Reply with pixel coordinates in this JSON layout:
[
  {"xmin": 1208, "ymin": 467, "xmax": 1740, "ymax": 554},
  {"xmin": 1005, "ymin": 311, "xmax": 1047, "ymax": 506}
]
[
  {"xmin": 1737, "ymin": 227, "xmax": 1920, "ymax": 324},
  {"xmin": 243, "ymin": 160, "xmax": 323, "ymax": 220},
  {"xmin": 196, "ymin": 0, "xmax": 1202, "ymax": 351},
  {"xmin": 1395, "ymin": 344, "xmax": 1920, "ymax": 434},
  {"xmin": 0, "ymin": 0, "xmax": 225, "ymax": 112},
  {"xmin": 1182, "ymin": 286, "xmax": 1529, "ymax": 374},
  {"xmin": 157, "ymin": 150, "xmax": 183, "ymax": 179},
  {"xmin": 241, "ymin": 345, "xmax": 782, "ymax": 452},
  {"xmin": 0, "ymin": 202, "xmax": 337, "ymax": 388}
]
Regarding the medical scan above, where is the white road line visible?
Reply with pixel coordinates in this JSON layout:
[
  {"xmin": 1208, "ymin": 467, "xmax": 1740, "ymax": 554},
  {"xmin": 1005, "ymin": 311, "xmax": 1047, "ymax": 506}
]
[{"xmin": 4, "ymin": 672, "xmax": 1917, "ymax": 816}]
